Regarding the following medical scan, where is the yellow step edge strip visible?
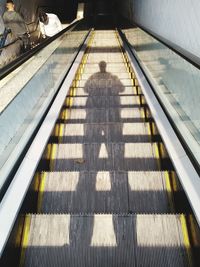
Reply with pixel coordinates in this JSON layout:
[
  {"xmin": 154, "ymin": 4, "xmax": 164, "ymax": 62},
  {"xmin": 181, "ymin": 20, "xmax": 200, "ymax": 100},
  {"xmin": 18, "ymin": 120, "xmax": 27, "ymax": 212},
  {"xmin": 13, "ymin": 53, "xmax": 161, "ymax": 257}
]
[
  {"xmin": 188, "ymin": 214, "xmax": 200, "ymax": 247},
  {"xmin": 154, "ymin": 142, "xmax": 162, "ymax": 170},
  {"xmin": 164, "ymin": 171, "xmax": 175, "ymax": 211},
  {"xmin": 19, "ymin": 215, "xmax": 31, "ymax": 267},
  {"xmin": 37, "ymin": 172, "xmax": 47, "ymax": 212},
  {"xmin": 58, "ymin": 124, "xmax": 64, "ymax": 143},
  {"xmin": 171, "ymin": 171, "xmax": 179, "ymax": 192},
  {"xmin": 45, "ymin": 144, "xmax": 52, "ymax": 160},
  {"xmin": 180, "ymin": 214, "xmax": 193, "ymax": 267},
  {"xmin": 49, "ymin": 143, "xmax": 57, "ymax": 171},
  {"xmin": 33, "ymin": 172, "xmax": 40, "ymax": 192}
]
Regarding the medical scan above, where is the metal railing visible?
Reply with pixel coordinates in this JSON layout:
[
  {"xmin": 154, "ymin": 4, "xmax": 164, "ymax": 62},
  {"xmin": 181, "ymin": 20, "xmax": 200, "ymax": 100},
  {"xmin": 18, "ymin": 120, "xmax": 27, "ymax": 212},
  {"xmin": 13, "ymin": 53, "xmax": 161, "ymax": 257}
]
[{"xmin": 0, "ymin": 19, "xmax": 82, "ymax": 79}]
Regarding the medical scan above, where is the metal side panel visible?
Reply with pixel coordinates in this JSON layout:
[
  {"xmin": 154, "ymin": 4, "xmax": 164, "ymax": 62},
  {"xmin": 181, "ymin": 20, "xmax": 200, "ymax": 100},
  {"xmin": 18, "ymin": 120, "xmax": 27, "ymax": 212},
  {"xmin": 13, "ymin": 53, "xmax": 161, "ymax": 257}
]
[
  {"xmin": 0, "ymin": 30, "xmax": 93, "ymax": 257},
  {"xmin": 118, "ymin": 30, "xmax": 200, "ymax": 227}
]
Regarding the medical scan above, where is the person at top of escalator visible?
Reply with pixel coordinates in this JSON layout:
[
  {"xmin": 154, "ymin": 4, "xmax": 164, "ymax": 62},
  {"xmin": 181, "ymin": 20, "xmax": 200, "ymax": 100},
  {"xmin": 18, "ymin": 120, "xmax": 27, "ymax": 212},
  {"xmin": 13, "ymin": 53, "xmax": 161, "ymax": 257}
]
[
  {"xmin": 39, "ymin": 11, "xmax": 63, "ymax": 38},
  {"xmin": 3, "ymin": 0, "xmax": 30, "ymax": 51}
]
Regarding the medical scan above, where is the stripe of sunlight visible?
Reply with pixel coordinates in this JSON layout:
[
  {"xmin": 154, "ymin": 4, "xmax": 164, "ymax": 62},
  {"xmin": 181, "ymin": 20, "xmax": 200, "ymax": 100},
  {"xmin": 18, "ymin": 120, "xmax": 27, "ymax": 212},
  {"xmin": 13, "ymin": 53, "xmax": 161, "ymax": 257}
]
[
  {"xmin": 136, "ymin": 214, "xmax": 183, "ymax": 247},
  {"xmin": 90, "ymin": 215, "xmax": 117, "ymax": 247},
  {"xmin": 57, "ymin": 144, "xmax": 83, "ymax": 159},
  {"xmin": 29, "ymin": 215, "xmax": 70, "ymax": 246},
  {"xmin": 128, "ymin": 171, "xmax": 166, "ymax": 191},
  {"xmin": 95, "ymin": 172, "xmax": 111, "ymax": 191},
  {"xmin": 44, "ymin": 172, "xmax": 79, "ymax": 192},
  {"xmin": 122, "ymin": 123, "xmax": 147, "ymax": 135},
  {"xmin": 124, "ymin": 143, "xmax": 155, "ymax": 158},
  {"xmin": 64, "ymin": 124, "xmax": 84, "ymax": 136},
  {"xmin": 98, "ymin": 143, "xmax": 109, "ymax": 158}
]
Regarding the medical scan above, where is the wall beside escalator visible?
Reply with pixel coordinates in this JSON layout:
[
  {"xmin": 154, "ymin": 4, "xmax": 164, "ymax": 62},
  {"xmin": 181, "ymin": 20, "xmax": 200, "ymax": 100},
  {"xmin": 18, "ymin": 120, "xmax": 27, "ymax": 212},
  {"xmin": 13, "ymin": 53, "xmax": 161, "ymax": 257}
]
[
  {"xmin": 118, "ymin": 0, "xmax": 200, "ymax": 58},
  {"xmin": 39, "ymin": 0, "xmax": 78, "ymax": 22}
]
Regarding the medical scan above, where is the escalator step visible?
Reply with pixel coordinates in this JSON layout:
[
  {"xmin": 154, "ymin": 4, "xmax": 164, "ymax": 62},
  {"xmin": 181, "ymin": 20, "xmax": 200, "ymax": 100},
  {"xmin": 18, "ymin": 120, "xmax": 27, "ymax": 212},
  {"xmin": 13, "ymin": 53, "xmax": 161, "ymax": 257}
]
[
  {"xmin": 22, "ymin": 214, "xmax": 190, "ymax": 267},
  {"xmin": 56, "ymin": 122, "xmax": 150, "ymax": 143},
  {"xmin": 37, "ymin": 171, "xmax": 170, "ymax": 213},
  {"xmin": 61, "ymin": 108, "xmax": 145, "ymax": 124},
  {"xmin": 66, "ymin": 96, "xmax": 140, "ymax": 108},
  {"xmin": 45, "ymin": 142, "xmax": 158, "ymax": 171},
  {"xmin": 73, "ymin": 86, "xmax": 135, "ymax": 96},
  {"xmin": 81, "ymin": 72, "xmax": 131, "ymax": 80},
  {"xmin": 78, "ymin": 78, "xmax": 134, "ymax": 88}
]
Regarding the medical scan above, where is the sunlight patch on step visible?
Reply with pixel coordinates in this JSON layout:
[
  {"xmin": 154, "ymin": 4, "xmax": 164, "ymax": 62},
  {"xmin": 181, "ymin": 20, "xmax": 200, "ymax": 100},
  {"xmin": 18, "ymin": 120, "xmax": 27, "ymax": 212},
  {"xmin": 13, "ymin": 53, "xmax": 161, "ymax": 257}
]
[
  {"xmin": 91, "ymin": 215, "xmax": 117, "ymax": 247},
  {"xmin": 128, "ymin": 171, "xmax": 165, "ymax": 191},
  {"xmin": 70, "ymin": 109, "xmax": 86, "ymax": 119},
  {"xmin": 95, "ymin": 172, "xmax": 111, "ymax": 191},
  {"xmin": 98, "ymin": 143, "xmax": 109, "ymax": 158},
  {"xmin": 120, "ymin": 108, "xmax": 140, "ymax": 119},
  {"xmin": 136, "ymin": 215, "xmax": 181, "ymax": 247},
  {"xmin": 124, "ymin": 143, "xmax": 154, "ymax": 158},
  {"xmin": 57, "ymin": 144, "xmax": 83, "ymax": 158},
  {"xmin": 45, "ymin": 172, "xmax": 79, "ymax": 192},
  {"xmin": 30, "ymin": 215, "xmax": 70, "ymax": 246},
  {"xmin": 123, "ymin": 123, "xmax": 146, "ymax": 135},
  {"xmin": 64, "ymin": 124, "xmax": 84, "ymax": 136}
]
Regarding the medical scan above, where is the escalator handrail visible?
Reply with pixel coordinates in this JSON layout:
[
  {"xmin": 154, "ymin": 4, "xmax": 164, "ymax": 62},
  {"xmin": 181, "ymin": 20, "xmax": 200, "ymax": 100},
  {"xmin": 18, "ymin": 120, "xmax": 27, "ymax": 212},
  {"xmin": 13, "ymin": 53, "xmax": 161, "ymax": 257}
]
[
  {"xmin": 0, "ymin": 28, "xmax": 93, "ymax": 258},
  {"xmin": 118, "ymin": 27, "xmax": 200, "ymax": 175},
  {"xmin": 118, "ymin": 28, "xmax": 200, "ymax": 228},
  {"xmin": 0, "ymin": 19, "xmax": 83, "ymax": 80},
  {"xmin": 131, "ymin": 22, "xmax": 200, "ymax": 71}
]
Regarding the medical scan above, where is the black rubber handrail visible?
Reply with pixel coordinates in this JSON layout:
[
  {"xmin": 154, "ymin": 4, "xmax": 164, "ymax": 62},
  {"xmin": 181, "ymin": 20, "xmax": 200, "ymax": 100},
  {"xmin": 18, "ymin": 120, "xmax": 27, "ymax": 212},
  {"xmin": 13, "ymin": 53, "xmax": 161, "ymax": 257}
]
[
  {"xmin": 0, "ymin": 19, "xmax": 83, "ymax": 80},
  {"xmin": 133, "ymin": 22, "xmax": 200, "ymax": 71}
]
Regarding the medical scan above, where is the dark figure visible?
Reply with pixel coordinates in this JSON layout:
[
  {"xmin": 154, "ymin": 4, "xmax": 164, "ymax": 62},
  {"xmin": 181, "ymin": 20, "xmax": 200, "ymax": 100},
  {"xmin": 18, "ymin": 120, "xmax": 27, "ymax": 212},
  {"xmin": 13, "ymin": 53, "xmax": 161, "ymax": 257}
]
[
  {"xmin": 68, "ymin": 62, "xmax": 126, "ymax": 262},
  {"xmin": 70, "ymin": 61, "xmax": 125, "ymax": 213},
  {"xmin": 84, "ymin": 61, "xmax": 124, "ymax": 143},
  {"xmin": 3, "ymin": 0, "xmax": 30, "ymax": 51}
]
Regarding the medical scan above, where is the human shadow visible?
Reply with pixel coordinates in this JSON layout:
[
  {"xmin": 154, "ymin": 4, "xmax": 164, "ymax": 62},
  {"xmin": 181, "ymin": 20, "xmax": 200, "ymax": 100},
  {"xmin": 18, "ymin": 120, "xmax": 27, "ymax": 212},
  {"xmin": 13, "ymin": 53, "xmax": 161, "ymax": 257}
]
[{"xmin": 70, "ymin": 61, "xmax": 128, "ymax": 214}]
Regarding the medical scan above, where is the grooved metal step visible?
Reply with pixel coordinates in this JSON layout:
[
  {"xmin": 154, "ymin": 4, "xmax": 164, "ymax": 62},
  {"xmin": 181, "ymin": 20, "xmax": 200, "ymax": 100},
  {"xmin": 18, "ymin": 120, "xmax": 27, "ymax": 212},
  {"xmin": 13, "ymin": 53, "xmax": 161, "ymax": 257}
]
[
  {"xmin": 81, "ymin": 72, "xmax": 131, "ymax": 80},
  {"xmin": 55, "ymin": 122, "xmax": 150, "ymax": 143},
  {"xmin": 37, "ymin": 171, "xmax": 170, "ymax": 213},
  {"xmin": 22, "ymin": 214, "xmax": 190, "ymax": 267},
  {"xmin": 45, "ymin": 142, "xmax": 158, "ymax": 172},
  {"xmin": 73, "ymin": 86, "xmax": 135, "ymax": 96},
  {"xmin": 78, "ymin": 78, "xmax": 134, "ymax": 88},
  {"xmin": 61, "ymin": 108, "xmax": 145, "ymax": 124},
  {"xmin": 66, "ymin": 96, "xmax": 140, "ymax": 108}
]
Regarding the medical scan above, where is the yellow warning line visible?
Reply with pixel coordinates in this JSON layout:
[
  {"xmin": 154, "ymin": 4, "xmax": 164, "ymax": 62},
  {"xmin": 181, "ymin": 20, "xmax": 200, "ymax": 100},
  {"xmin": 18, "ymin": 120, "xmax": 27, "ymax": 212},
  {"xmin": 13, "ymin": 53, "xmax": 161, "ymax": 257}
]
[
  {"xmin": 171, "ymin": 171, "xmax": 179, "ymax": 192},
  {"xmin": 50, "ymin": 143, "xmax": 57, "ymax": 171},
  {"xmin": 33, "ymin": 172, "xmax": 40, "ymax": 192},
  {"xmin": 180, "ymin": 214, "xmax": 193, "ymax": 267},
  {"xmin": 164, "ymin": 171, "xmax": 175, "ymax": 211},
  {"xmin": 59, "ymin": 123, "xmax": 64, "ymax": 143},
  {"xmin": 46, "ymin": 144, "xmax": 52, "ymax": 160},
  {"xmin": 189, "ymin": 214, "xmax": 200, "ymax": 247},
  {"xmin": 19, "ymin": 215, "xmax": 31, "ymax": 267},
  {"xmin": 37, "ymin": 172, "xmax": 47, "ymax": 212},
  {"xmin": 154, "ymin": 142, "xmax": 161, "ymax": 170}
]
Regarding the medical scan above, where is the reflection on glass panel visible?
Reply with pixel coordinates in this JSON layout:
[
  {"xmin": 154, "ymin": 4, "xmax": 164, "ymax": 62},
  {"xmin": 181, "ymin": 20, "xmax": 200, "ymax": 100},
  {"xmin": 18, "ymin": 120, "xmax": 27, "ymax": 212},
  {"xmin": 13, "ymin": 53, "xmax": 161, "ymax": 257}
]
[
  {"xmin": 123, "ymin": 28, "xmax": 200, "ymax": 166},
  {"xmin": 0, "ymin": 26, "xmax": 88, "ymax": 190}
]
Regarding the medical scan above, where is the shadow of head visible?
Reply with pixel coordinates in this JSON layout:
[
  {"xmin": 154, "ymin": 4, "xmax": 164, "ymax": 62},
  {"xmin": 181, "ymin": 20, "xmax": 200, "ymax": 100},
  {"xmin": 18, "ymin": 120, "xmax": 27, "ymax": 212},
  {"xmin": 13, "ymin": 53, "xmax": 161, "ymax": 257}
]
[{"xmin": 99, "ymin": 61, "xmax": 107, "ymax": 73}]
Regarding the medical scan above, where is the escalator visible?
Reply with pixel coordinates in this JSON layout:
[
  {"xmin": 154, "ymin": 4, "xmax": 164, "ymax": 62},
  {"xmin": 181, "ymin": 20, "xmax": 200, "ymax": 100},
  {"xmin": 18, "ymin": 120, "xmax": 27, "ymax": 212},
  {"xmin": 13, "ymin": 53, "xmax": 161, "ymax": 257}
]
[{"xmin": 1, "ymin": 29, "xmax": 200, "ymax": 266}]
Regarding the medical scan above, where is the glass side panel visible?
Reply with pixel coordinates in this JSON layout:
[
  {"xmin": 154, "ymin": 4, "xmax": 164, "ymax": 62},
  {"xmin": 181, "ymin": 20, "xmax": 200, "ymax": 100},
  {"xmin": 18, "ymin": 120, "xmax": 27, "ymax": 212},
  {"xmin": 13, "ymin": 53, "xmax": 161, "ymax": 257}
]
[
  {"xmin": 0, "ymin": 24, "xmax": 88, "ymax": 190},
  {"xmin": 123, "ymin": 27, "xmax": 200, "ymax": 167}
]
